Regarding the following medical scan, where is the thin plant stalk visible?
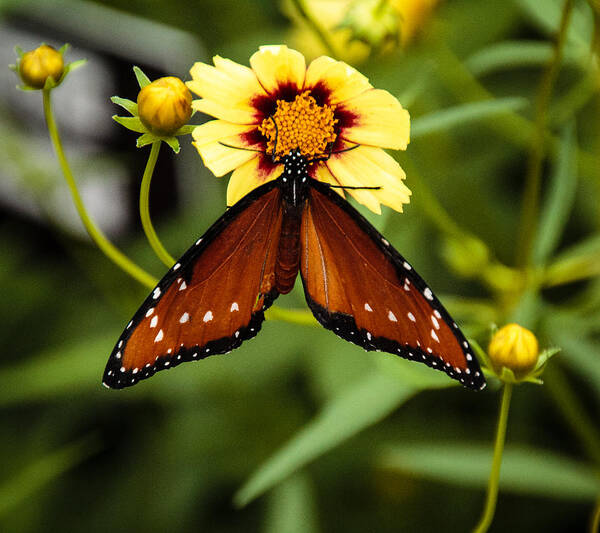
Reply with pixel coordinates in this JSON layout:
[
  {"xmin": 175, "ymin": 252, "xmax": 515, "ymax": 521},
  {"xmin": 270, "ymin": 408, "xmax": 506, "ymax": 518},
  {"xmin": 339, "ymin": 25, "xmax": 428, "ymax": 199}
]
[
  {"xmin": 516, "ymin": 0, "xmax": 575, "ymax": 267},
  {"xmin": 590, "ymin": 498, "xmax": 600, "ymax": 533},
  {"xmin": 42, "ymin": 89, "xmax": 157, "ymax": 289},
  {"xmin": 290, "ymin": 0, "xmax": 339, "ymax": 59},
  {"xmin": 473, "ymin": 382, "xmax": 513, "ymax": 533},
  {"xmin": 139, "ymin": 141, "xmax": 176, "ymax": 267}
]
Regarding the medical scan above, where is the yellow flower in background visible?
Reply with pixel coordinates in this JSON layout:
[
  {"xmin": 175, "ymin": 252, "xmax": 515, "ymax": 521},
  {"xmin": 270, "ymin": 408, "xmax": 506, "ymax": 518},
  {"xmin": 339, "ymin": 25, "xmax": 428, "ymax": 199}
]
[
  {"xmin": 488, "ymin": 324, "xmax": 539, "ymax": 378},
  {"xmin": 188, "ymin": 45, "xmax": 410, "ymax": 213},
  {"xmin": 288, "ymin": 0, "xmax": 440, "ymax": 62}
]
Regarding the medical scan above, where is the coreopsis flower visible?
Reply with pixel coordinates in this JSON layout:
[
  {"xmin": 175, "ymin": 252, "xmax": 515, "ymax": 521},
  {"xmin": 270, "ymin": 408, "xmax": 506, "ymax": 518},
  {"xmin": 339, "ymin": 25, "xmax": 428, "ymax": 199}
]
[
  {"xmin": 188, "ymin": 45, "xmax": 410, "ymax": 213},
  {"xmin": 138, "ymin": 77, "xmax": 192, "ymax": 136},
  {"xmin": 112, "ymin": 67, "xmax": 195, "ymax": 153},
  {"xmin": 18, "ymin": 44, "xmax": 64, "ymax": 89},
  {"xmin": 11, "ymin": 43, "xmax": 85, "ymax": 91},
  {"xmin": 488, "ymin": 324, "xmax": 539, "ymax": 378}
]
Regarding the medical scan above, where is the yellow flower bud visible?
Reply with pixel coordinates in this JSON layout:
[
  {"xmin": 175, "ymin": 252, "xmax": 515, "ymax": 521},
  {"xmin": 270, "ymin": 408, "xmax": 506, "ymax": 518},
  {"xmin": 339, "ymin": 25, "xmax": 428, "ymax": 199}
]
[
  {"xmin": 19, "ymin": 45, "xmax": 64, "ymax": 89},
  {"xmin": 338, "ymin": 0, "xmax": 401, "ymax": 49},
  {"xmin": 488, "ymin": 324, "xmax": 539, "ymax": 378},
  {"xmin": 137, "ymin": 77, "xmax": 192, "ymax": 136}
]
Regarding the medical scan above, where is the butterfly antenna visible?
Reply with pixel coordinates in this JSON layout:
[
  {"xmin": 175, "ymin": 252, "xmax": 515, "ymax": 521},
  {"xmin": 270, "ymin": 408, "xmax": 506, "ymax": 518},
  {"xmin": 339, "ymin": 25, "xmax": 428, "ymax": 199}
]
[
  {"xmin": 218, "ymin": 142, "xmax": 264, "ymax": 153},
  {"xmin": 270, "ymin": 116, "xmax": 279, "ymax": 162}
]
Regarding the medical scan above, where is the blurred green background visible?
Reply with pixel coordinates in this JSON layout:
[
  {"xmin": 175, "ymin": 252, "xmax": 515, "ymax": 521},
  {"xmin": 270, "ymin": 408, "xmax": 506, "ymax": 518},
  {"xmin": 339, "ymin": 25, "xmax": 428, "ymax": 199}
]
[{"xmin": 1, "ymin": 0, "xmax": 599, "ymax": 531}]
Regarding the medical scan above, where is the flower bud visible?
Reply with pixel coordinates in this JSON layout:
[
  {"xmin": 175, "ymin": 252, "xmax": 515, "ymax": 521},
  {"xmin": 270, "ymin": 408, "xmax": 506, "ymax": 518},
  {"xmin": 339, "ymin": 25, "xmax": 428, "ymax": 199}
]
[
  {"xmin": 137, "ymin": 77, "xmax": 192, "ymax": 136},
  {"xmin": 19, "ymin": 45, "xmax": 64, "ymax": 89},
  {"xmin": 488, "ymin": 324, "xmax": 539, "ymax": 378}
]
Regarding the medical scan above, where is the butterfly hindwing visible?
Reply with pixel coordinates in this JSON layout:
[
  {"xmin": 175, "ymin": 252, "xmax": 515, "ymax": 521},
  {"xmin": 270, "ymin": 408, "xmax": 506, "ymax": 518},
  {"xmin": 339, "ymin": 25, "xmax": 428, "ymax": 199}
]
[
  {"xmin": 103, "ymin": 180, "xmax": 284, "ymax": 389},
  {"xmin": 300, "ymin": 180, "xmax": 485, "ymax": 390}
]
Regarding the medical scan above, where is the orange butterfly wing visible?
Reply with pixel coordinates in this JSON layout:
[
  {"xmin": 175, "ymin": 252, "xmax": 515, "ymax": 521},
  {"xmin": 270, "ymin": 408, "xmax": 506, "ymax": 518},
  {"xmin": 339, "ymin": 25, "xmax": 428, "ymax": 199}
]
[
  {"xmin": 103, "ymin": 182, "xmax": 284, "ymax": 389},
  {"xmin": 300, "ymin": 181, "xmax": 485, "ymax": 390}
]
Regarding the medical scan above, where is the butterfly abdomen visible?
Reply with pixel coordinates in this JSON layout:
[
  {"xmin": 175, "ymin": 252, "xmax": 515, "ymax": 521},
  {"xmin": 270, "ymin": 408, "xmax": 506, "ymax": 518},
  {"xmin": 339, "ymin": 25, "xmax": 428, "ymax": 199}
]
[{"xmin": 275, "ymin": 204, "xmax": 302, "ymax": 294}]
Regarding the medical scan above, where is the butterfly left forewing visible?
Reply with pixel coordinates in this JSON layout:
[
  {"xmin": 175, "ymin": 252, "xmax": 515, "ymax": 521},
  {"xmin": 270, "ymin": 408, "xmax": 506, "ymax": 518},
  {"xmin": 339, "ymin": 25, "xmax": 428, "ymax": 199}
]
[
  {"xmin": 300, "ymin": 180, "xmax": 485, "ymax": 390},
  {"xmin": 103, "ymin": 182, "xmax": 284, "ymax": 389}
]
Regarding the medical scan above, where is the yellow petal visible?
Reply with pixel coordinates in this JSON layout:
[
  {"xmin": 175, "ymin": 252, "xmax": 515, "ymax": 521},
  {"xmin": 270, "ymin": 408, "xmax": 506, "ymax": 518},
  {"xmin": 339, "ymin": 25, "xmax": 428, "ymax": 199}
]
[
  {"xmin": 192, "ymin": 99, "xmax": 257, "ymax": 124},
  {"xmin": 250, "ymin": 45, "xmax": 306, "ymax": 95},
  {"xmin": 311, "ymin": 163, "xmax": 345, "ymax": 198},
  {"xmin": 192, "ymin": 121, "xmax": 259, "ymax": 177},
  {"xmin": 305, "ymin": 56, "xmax": 372, "ymax": 104},
  {"xmin": 227, "ymin": 156, "xmax": 283, "ymax": 206},
  {"xmin": 339, "ymin": 89, "xmax": 410, "ymax": 150},
  {"xmin": 325, "ymin": 146, "xmax": 411, "ymax": 213},
  {"xmin": 188, "ymin": 56, "xmax": 265, "ymax": 123}
]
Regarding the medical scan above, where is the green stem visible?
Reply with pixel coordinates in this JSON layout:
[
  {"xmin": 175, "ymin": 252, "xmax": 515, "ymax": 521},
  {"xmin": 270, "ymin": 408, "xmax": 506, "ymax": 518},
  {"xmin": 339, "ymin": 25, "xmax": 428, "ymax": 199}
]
[
  {"xmin": 516, "ymin": 0, "xmax": 574, "ymax": 267},
  {"xmin": 42, "ymin": 89, "xmax": 157, "ymax": 289},
  {"xmin": 265, "ymin": 306, "xmax": 319, "ymax": 327},
  {"xmin": 590, "ymin": 498, "xmax": 600, "ymax": 533},
  {"xmin": 290, "ymin": 0, "xmax": 339, "ymax": 59},
  {"xmin": 139, "ymin": 141, "xmax": 175, "ymax": 267},
  {"xmin": 473, "ymin": 382, "xmax": 513, "ymax": 533}
]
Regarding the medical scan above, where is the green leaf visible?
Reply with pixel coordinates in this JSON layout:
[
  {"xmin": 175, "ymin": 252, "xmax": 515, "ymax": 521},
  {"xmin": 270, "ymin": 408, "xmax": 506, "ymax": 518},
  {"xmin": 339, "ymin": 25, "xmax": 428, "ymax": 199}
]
[
  {"xmin": 234, "ymin": 372, "xmax": 416, "ymax": 507},
  {"xmin": 58, "ymin": 43, "xmax": 70, "ymax": 55},
  {"xmin": 379, "ymin": 442, "xmax": 600, "ymax": 500},
  {"xmin": 112, "ymin": 115, "xmax": 147, "ymax": 133},
  {"xmin": 262, "ymin": 473, "xmax": 319, "ymax": 533},
  {"xmin": 533, "ymin": 122, "xmax": 578, "ymax": 265},
  {"xmin": 0, "ymin": 434, "xmax": 100, "ymax": 517},
  {"xmin": 163, "ymin": 136, "xmax": 180, "ymax": 153},
  {"xmin": 64, "ymin": 59, "xmax": 87, "ymax": 74},
  {"xmin": 174, "ymin": 124, "xmax": 198, "ymax": 136},
  {"xmin": 133, "ymin": 65, "xmax": 151, "ymax": 88},
  {"xmin": 110, "ymin": 96, "xmax": 138, "ymax": 115},
  {"xmin": 411, "ymin": 97, "xmax": 529, "ymax": 139},
  {"xmin": 136, "ymin": 133, "xmax": 157, "ymax": 148}
]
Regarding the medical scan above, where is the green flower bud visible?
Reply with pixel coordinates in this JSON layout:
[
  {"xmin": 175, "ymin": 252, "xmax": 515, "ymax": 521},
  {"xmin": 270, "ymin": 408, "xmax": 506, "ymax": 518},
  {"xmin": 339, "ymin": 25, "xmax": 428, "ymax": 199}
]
[
  {"xmin": 137, "ymin": 77, "xmax": 192, "ymax": 136},
  {"xmin": 19, "ymin": 45, "xmax": 64, "ymax": 89},
  {"xmin": 338, "ymin": 0, "xmax": 401, "ymax": 50},
  {"xmin": 488, "ymin": 324, "xmax": 539, "ymax": 378}
]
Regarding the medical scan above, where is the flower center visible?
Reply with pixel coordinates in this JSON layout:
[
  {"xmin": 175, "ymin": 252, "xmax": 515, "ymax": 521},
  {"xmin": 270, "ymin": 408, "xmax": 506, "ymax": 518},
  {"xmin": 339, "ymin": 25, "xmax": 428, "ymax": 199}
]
[{"xmin": 259, "ymin": 91, "xmax": 337, "ymax": 160}]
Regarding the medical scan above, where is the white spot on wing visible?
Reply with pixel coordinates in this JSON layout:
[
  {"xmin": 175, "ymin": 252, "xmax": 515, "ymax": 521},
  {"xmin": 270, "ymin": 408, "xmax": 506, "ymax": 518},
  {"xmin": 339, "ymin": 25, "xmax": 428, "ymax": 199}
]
[
  {"xmin": 431, "ymin": 315, "xmax": 440, "ymax": 330},
  {"xmin": 424, "ymin": 287, "xmax": 433, "ymax": 300},
  {"xmin": 179, "ymin": 312, "xmax": 190, "ymax": 323},
  {"xmin": 364, "ymin": 303, "xmax": 373, "ymax": 312},
  {"xmin": 153, "ymin": 287, "xmax": 161, "ymax": 299},
  {"xmin": 434, "ymin": 310, "xmax": 441, "ymax": 319},
  {"xmin": 179, "ymin": 281, "xmax": 187, "ymax": 291},
  {"xmin": 403, "ymin": 261, "xmax": 412, "ymax": 270},
  {"xmin": 196, "ymin": 238, "xmax": 202, "ymax": 245},
  {"xmin": 173, "ymin": 263, "xmax": 181, "ymax": 271},
  {"xmin": 407, "ymin": 312, "xmax": 416, "ymax": 322},
  {"xmin": 154, "ymin": 329, "xmax": 164, "ymax": 342},
  {"xmin": 150, "ymin": 315, "xmax": 158, "ymax": 328},
  {"xmin": 388, "ymin": 310, "xmax": 398, "ymax": 322},
  {"xmin": 230, "ymin": 302, "xmax": 239, "ymax": 312},
  {"xmin": 146, "ymin": 308, "xmax": 154, "ymax": 317},
  {"xmin": 431, "ymin": 329, "xmax": 440, "ymax": 342},
  {"xmin": 203, "ymin": 310, "xmax": 213, "ymax": 322}
]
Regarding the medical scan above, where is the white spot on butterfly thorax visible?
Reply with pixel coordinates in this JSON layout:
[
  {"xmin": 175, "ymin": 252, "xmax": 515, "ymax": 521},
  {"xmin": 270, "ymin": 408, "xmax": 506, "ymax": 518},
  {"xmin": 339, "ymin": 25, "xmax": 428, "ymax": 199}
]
[{"xmin": 203, "ymin": 310, "xmax": 213, "ymax": 322}]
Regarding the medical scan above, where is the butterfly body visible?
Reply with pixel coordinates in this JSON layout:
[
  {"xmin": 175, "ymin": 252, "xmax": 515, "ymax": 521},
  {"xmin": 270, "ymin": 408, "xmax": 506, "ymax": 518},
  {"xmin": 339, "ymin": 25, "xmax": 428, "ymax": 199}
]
[{"xmin": 103, "ymin": 151, "xmax": 485, "ymax": 391}]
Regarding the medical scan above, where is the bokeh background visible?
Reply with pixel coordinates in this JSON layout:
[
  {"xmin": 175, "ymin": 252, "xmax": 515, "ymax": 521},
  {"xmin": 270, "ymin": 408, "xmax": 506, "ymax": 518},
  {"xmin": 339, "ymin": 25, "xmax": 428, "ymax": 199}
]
[{"xmin": 1, "ymin": 0, "xmax": 599, "ymax": 531}]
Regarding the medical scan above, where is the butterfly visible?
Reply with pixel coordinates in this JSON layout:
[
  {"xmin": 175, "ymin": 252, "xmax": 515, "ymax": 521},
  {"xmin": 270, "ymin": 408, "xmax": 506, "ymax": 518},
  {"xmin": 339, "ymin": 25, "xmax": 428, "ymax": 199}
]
[{"xmin": 102, "ymin": 149, "xmax": 485, "ymax": 391}]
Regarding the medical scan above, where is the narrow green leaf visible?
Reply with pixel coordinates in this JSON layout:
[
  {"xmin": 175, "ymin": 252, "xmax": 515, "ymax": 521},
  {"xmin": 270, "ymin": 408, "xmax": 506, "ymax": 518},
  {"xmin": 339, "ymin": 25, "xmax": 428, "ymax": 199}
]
[
  {"xmin": 380, "ymin": 442, "xmax": 600, "ymax": 500},
  {"xmin": 262, "ymin": 473, "xmax": 319, "ymax": 533},
  {"xmin": 234, "ymin": 372, "xmax": 416, "ymax": 507},
  {"xmin": 133, "ymin": 65, "xmax": 151, "ymax": 88},
  {"xmin": 163, "ymin": 136, "xmax": 180, "ymax": 153},
  {"xmin": 112, "ymin": 115, "xmax": 147, "ymax": 133},
  {"xmin": 411, "ymin": 97, "xmax": 529, "ymax": 139},
  {"xmin": 58, "ymin": 43, "xmax": 70, "ymax": 55},
  {"xmin": 533, "ymin": 122, "xmax": 578, "ymax": 265},
  {"xmin": 110, "ymin": 96, "xmax": 138, "ymax": 115},
  {"xmin": 0, "ymin": 434, "xmax": 100, "ymax": 517},
  {"xmin": 544, "ymin": 234, "xmax": 600, "ymax": 286},
  {"xmin": 64, "ymin": 58, "xmax": 87, "ymax": 74},
  {"xmin": 466, "ymin": 40, "xmax": 554, "ymax": 76}
]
